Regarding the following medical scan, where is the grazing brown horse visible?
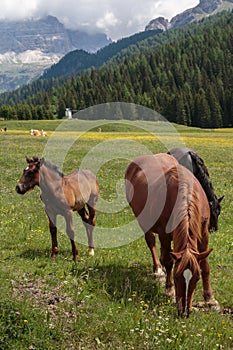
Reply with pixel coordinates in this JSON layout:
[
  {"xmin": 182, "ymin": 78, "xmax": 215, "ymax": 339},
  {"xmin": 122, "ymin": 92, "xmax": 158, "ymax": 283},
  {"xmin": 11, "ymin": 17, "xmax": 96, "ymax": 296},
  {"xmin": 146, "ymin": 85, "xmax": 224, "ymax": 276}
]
[
  {"xmin": 125, "ymin": 153, "xmax": 220, "ymax": 317},
  {"xmin": 16, "ymin": 156, "xmax": 99, "ymax": 260}
]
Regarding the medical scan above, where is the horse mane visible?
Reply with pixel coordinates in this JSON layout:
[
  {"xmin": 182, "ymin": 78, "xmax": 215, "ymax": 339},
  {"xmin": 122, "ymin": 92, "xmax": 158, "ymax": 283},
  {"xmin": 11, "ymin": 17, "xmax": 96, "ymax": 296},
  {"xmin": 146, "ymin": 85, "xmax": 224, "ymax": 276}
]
[
  {"xmin": 40, "ymin": 158, "xmax": 64, "ymax": 178},
  {"xmin": 189, "ymin": 151, "xmax": 217, "ymax": 204},
  {"xmin": 168, "ymin": 165, "xmax": 202, "ymax": 249},
  {"xmin": 169, "ymin": 165, "xmax": 204, "ymax": 277}
]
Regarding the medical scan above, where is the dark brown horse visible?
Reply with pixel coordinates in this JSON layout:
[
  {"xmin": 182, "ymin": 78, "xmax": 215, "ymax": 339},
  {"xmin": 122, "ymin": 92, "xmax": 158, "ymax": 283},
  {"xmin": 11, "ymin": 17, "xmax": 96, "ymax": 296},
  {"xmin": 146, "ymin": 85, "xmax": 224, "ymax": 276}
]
[
  {"xmin": 168, "ymin": 147, "xmax": 224, "ymax": 231},
  {"xmin": 16, "ymin": 156, "xmax": 99, "ymax": 260},
  {"xmin": 125, "ymin": 153, "xmax": 220, "ymax": 316}
]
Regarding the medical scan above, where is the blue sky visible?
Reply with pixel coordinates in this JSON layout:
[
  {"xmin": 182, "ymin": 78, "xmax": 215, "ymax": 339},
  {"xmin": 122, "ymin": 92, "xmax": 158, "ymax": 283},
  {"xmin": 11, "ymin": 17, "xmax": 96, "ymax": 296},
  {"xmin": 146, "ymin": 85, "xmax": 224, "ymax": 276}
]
[{"xmin": 1, "ymin": 0, "xmax": 199, "ymax": 40}]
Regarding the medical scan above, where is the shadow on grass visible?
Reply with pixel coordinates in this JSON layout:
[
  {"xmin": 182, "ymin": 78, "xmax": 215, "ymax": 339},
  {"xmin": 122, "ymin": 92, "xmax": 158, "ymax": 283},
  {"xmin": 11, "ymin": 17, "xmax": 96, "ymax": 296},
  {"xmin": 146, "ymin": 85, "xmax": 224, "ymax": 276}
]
[
  {"xmin": 16, "ymin": 247, "xmax": 169, "ymax": 309},
  {"xmin": 17, "ymin": 248, "xmax": 74, "ymax": 260},
  {"xmin": 71, "ymin": 262, "xmax": 168, "ymax": 307}
]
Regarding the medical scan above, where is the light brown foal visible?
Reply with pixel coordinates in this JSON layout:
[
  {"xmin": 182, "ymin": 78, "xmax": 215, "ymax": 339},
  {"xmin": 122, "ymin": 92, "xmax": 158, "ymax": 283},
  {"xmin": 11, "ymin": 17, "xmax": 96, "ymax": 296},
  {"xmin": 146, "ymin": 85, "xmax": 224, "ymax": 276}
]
[{"xmin": 16, "ymin": 156, "xmax": 99, "ymax": 260}]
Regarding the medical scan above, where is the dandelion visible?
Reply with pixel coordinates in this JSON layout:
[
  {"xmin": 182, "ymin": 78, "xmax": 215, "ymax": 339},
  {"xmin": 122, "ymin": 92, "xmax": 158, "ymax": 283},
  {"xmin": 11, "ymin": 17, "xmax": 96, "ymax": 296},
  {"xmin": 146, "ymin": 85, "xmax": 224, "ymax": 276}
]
[{"xmin": 24, "ymin": 320, "xmax": 28, "ymax": 323}]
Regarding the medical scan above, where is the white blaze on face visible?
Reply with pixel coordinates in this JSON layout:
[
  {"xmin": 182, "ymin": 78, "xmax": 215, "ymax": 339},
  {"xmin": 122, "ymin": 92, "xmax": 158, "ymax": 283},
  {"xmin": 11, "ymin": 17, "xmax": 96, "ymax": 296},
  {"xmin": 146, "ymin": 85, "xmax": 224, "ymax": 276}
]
[{"xmin": 183, "ymin": 269, "xmax": 193, "ymax": 301}]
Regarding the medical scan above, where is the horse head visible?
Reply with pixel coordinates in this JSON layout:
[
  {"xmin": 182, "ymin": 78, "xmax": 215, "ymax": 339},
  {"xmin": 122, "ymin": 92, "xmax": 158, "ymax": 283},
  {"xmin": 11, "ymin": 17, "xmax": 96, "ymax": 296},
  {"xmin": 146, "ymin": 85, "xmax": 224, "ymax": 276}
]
[
  {"xmin": 16, "ymin": 156, "xmax": 41, "ymax": 194},
  {"xmin": 209, "ymin": 195, "xmax": 224, "ymax": 231},
  {"xmin": 170, "ymin": 248, "xmax": 213, "ymax": 317}
]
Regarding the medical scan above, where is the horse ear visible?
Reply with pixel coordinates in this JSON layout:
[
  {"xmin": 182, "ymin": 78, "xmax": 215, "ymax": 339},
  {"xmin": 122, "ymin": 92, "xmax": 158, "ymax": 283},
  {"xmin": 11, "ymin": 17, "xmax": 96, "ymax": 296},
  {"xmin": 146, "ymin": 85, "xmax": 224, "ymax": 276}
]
[
  {"xmin": 170, "ymin": 251, "xmax": 182, "ymax": 261},
  {"xmin": 218, "ymin": 195, "xmax": 224, "ymax": 203},
  {"xmin": 26, "ymin": 156, "xmax": 32, "ymax": 163},
  {"xmin": 32, "ymin": 156, "xmax": 39, "ymax": 162},
  {"xmin": 194, "ymin": 248, "xmax": 213, "ymax": 262}
]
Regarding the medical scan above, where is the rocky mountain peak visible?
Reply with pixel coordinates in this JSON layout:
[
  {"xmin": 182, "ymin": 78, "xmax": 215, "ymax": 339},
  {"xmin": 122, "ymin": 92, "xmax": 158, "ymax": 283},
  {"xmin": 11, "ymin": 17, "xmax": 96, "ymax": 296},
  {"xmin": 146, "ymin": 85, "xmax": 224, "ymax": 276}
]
[
  {"xmin": 0, "ymin": 16, "xmax": 111, "ymax": 55},
  {"xmin": 146, "ymin": 0, "xmax": 233, "ymax": 31},
  {"xmin": 145, "ymin": 17, "xmax": 170, "ymax": 31},
  {"xmin": 0, "ymin": 15, "xmax": 111, "ymax": 92}
]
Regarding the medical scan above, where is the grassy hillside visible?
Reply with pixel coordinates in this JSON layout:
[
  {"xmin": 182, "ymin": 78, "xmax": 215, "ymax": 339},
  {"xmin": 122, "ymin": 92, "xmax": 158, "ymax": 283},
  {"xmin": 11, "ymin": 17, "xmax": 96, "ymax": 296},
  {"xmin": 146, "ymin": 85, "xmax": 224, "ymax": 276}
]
[{"xmin": 0, "ymin": 120, "xmax": 232, "ymax": 349}]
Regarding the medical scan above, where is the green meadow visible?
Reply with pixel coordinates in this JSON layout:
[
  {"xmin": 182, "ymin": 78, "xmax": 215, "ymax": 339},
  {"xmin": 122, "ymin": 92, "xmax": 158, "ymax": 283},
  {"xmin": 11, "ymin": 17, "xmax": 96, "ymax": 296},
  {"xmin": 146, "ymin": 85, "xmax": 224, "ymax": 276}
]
[{"xmin": 0, "ymin": 120, "xmax": 232, "ymax": 350}]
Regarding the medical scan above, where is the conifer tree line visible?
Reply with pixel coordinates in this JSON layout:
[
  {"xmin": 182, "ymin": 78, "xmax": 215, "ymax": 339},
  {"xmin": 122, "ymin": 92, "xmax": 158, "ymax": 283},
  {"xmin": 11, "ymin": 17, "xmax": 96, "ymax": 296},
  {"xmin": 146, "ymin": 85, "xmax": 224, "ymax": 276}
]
[{"xmin": 0, "ymin": 11, "xmax": 232, "ymax": 127}]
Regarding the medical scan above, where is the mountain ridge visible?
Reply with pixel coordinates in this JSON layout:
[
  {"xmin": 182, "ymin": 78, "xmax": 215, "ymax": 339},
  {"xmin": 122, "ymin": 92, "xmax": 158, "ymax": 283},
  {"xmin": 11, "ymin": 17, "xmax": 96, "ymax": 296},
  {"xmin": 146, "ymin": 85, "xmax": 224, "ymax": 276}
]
[
  {"xmin": 41, "ymin": 29, "xmax": 162, "ymax": 80},
  {"xmin": 145, "ymin": 0, "xmax": 233, "ymax": 31},
  {"xmin": 41, "ymin": 0, "xmax": 233, "ymax": 82},
  {"xmin": 1, "ymin": 0, "xmax": 233, "ymax": 93},
  {"xmin": 0, "ymin": 15, "xmax": 111, "ymax": 92}
]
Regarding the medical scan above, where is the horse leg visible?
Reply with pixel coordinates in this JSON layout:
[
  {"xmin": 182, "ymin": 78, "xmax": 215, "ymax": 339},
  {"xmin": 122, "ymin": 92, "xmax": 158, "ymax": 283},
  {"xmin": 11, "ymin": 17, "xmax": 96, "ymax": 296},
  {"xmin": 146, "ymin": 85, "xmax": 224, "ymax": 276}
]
[
  {"xmin": 47, "ymin": 212, "xmax": 59, "ymax": 259},
  {"xmin": 78, "ymin": 204, "xmax": 96, "ymax": 256},
  {"xmin": 145, "ymin": 231, "xmax": 165, "ymax": 282},
  {"xmin": 86, "ymin": 203, "xmax": 96, "ymax": 256},
  {"xmin": 160, "ymin": 239, "xmax": 175, "ymax": 299},
  {"xmin": 199, "ymin": 258, "xmax": 220, "ymax": 311},
  {"xmin": 198, "ymin": 224, "xmax": 220, "ymax": 312},
  {"xmin": 64, "ymin": 211, "xmax": 78, "ymax": 261}
]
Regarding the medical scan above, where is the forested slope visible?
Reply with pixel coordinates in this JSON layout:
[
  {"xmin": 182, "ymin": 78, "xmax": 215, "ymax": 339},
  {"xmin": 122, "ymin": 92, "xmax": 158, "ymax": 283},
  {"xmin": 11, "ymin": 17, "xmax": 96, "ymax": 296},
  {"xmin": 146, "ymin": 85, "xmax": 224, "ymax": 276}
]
[{"xmin": 41, "ymin": 29, "xmax": 162, "ymax": 79}]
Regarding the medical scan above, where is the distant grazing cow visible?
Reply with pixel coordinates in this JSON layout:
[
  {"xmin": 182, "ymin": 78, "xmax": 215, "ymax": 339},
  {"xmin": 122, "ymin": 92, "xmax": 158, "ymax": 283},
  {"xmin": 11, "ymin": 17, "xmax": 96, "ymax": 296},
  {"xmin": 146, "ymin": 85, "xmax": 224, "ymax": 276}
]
[{"xmin": 30, "ymin": 129, "xmax": 47, "ymax": 136}]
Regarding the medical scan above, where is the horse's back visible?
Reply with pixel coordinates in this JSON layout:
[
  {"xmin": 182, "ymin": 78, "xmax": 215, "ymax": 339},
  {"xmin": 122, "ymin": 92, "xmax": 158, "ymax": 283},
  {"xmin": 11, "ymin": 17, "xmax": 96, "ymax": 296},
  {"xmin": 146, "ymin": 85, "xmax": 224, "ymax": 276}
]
[
  {"xmin": 126, "ymin": 153, "xmax": 179, "ymax": 184},
  {"xmin": 125, "ymin": 153, "xmax": 209, "ymax": 234},
  {"xmin": 125, "ymin": 154, "xmax": 179, "ymax": 232},
  {"xmin": 67, "ymin": 168, "xmax": 98, "ymax": 188},
  {"xmin": 64, "ymin": 169, "xmax": 98, "ymax": 207}
]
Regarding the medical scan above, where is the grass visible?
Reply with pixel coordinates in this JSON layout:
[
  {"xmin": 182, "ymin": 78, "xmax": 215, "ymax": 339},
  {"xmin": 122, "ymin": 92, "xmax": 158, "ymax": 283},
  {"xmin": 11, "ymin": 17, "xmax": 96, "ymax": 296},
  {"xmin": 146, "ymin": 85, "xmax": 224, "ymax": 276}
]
[{"xmin": 0, "ymin": 120, "xmax": 233, "ymax": 349}]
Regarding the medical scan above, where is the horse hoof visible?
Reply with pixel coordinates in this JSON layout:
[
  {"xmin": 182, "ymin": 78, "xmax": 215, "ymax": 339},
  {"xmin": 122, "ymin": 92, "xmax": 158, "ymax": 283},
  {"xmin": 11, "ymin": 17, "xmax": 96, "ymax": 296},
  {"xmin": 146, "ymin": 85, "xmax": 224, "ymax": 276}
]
[
  {"xmin": 89, "ymin": 248, "xmax": 94, "ymax": 256},
  {"xmin": 154, "ymin": 268, "xmax": 166, "ymax": 284},
  {"xmin": 166, "ymin": 287, "xmax": 175, "ymax": 299},
  {"xmin": 206, "ymin": 298, "xmax": 221, "ymax": 312}
]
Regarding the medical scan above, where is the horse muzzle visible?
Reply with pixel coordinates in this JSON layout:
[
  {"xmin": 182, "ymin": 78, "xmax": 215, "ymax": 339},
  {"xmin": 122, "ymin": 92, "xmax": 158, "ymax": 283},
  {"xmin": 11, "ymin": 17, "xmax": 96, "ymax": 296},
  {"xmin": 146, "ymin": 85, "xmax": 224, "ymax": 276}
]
[{"xmin": 16, "ymin": 183, "xmax": 27, "ymax": 194}]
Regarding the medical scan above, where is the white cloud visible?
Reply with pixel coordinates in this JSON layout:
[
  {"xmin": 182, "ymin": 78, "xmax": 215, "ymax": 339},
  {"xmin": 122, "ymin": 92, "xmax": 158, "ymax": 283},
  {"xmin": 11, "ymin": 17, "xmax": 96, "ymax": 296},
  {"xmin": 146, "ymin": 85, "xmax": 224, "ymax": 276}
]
[
  {"xmin": 96, "ymin": 11, "xmax": 120, "ymax": 31},
  {"xmin": 0, "ymin": 0, "xmax": 200, "ymax": 40},
  {"xmin": 0, "ymin": 0, "xmax": 38, "ymax": 19}
]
